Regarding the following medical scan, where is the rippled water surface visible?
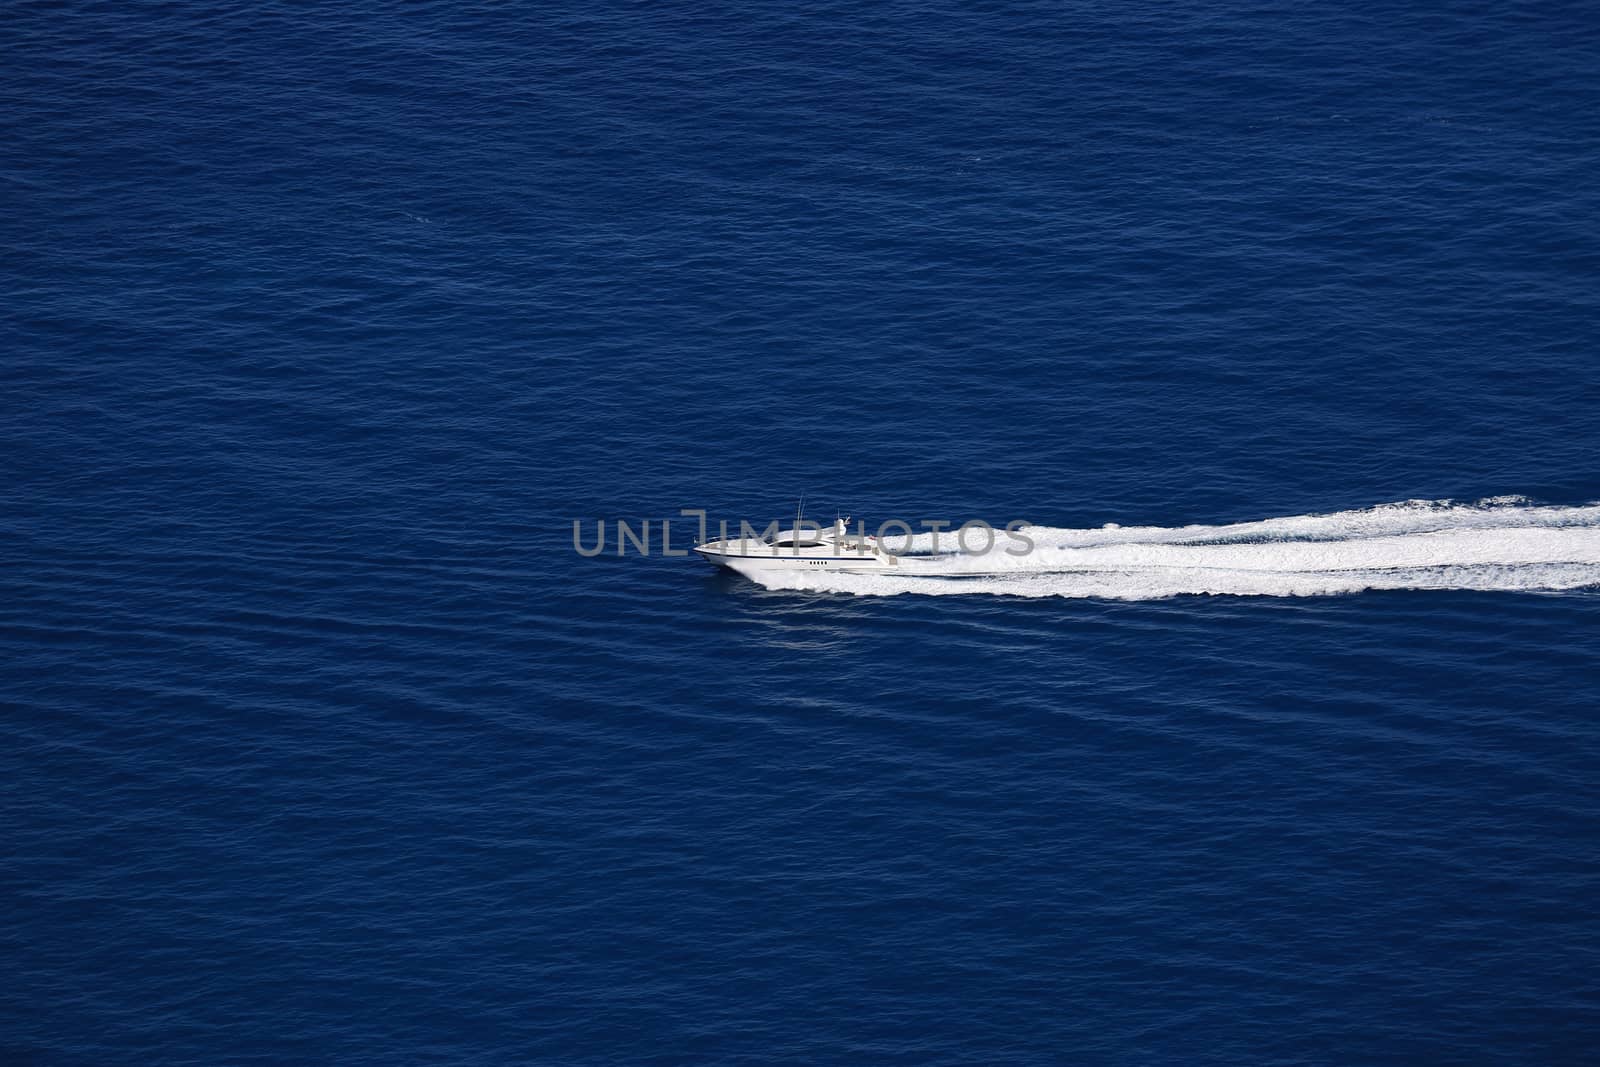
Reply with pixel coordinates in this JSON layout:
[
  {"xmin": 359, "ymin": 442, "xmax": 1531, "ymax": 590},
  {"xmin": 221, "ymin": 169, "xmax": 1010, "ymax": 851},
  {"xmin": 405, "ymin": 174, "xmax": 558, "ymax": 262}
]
[{"xmin": 5, "ymin": 1, "xmax": 1600, "ymax": 1063}]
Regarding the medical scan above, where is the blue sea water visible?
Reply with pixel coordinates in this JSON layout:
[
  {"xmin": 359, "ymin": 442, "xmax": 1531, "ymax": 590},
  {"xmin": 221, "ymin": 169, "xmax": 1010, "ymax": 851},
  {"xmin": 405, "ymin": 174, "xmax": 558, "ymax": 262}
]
[{"xmin": 5, "ymin": 0, "xmax": 1600, "ymax": 1062}]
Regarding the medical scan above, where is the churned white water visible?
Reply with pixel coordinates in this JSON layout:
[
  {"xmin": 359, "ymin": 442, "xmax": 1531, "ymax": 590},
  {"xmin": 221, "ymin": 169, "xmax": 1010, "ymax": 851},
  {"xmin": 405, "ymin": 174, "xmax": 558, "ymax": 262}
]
[{"xmin": 748, "ymin": 499, "xmax": 1600, "ymax": 599}]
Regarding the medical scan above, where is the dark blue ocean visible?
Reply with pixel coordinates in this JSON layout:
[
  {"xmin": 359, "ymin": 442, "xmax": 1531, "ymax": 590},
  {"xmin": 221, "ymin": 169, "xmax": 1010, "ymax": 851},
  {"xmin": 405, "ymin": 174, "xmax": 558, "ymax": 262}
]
[{"xmin": 6, "ymin": 1, "xmax": 1600, "ymax": 1063}]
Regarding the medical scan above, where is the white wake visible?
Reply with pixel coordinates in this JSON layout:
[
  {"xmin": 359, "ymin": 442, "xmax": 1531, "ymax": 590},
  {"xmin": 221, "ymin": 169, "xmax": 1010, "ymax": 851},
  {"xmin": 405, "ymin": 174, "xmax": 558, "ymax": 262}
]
[{"xmin": 746, "ymin": 498, "xmax": 1600, "ymax": 599}]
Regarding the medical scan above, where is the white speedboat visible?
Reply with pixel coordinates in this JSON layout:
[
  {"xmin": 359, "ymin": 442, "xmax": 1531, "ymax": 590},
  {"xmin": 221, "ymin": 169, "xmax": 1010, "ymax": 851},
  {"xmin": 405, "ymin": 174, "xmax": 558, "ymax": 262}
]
[{"xmin": 694, "ymin": 517, "xmax": 937, "ymax": 577}]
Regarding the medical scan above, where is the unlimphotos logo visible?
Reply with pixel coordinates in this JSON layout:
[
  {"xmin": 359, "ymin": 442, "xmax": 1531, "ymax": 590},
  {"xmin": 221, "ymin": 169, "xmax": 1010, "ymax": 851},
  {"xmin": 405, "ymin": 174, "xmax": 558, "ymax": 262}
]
[{"xmin": 572, "ymin": 509, "xmax": 1035, "ymax": 558}]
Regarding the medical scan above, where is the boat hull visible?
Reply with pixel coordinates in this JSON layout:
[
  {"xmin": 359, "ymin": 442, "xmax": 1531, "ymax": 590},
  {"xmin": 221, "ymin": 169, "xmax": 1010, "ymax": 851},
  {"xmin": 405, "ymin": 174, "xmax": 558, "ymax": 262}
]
[
  {"xmin": 693, "ymin": 545, "xmax": 955, "ymax": 577},
  {"xmin": 695, "ymin": 547, "xmax": 889, "ymax": 573}
]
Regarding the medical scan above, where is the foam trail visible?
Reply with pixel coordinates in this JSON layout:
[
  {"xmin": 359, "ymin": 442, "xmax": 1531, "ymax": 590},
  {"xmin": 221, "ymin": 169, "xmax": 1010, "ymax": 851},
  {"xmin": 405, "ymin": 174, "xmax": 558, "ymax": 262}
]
[{"xmin": 746, "ymin": 499, "xmax": 1600, "ymax": 599}]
